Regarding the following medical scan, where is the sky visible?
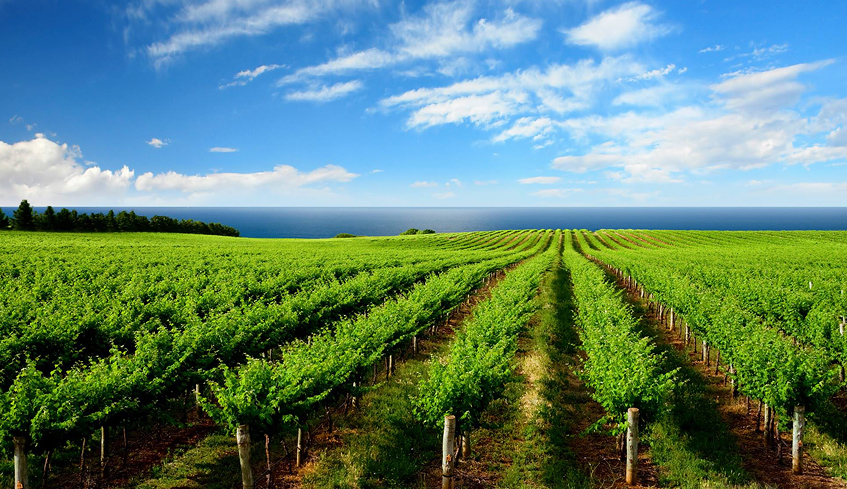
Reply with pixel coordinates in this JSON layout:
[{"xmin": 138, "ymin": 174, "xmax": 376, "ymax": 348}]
[{"xmin": 1, "ymin": 0, "xmax": 846, "ymax": 207}]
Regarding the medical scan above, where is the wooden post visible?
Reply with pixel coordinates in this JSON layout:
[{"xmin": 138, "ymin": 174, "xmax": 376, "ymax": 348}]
[
  {"xmin": 793, "ymin": 405, "xmax": 805, "ymax": 474},
  {"xmin": 265, "ymin": 434, "xmax": 273, "ymax": 489},
  {"xmin": 122, "ymin": 426, "xmax": 128, "ymax": 469},
  {"xmin": 685, "ymin": 324, "xmax": 690, "ymax": 346},
  {"xmin": 669, "ymin": 308, "xmax": 675, "ymax": 331},
  {"xmin": 763, "ymin": 404, "xmax": 772, "ymax": 446},
  {"xmin": 626, "ymin": 408, "xmax": 639, "ymax": 485},
  {"xmin": 351, "ymin": 381, "xmax": 358, "ymax": 410},
  {"xmin": 730, "ymin": 363, "xmax": 737, "ymax": 397},
  {"xmin": 413, "ymin": 335, "xmax": 418, "ymax": 355},
  {"xmin": 442, "ymin": 415, "xmax": 456, "ymax": 489},
  {"xmin": 461, "ymin": 432, "xmax": 470, "ymax": 459},
  {"xmin": 14, "ymin": 435, "xmax": 28, "ymax": 489},
  {"xmin": 195, "ymin": 383, "xmax": 202, "ymax": 410},
  {"xmin": 100, "ymin": 425, "xmax": 109, "ymax": 478},
  {"xmin": 702, "ymin": 340, "xmax": 708, "ymax": 364},
  {"xmin": 237, "ymin": 425, "xmax": 254, "ymax": 489},
  {"xmin": 296, "ymin": 428, "xmax": 303, "ymax": 468}
]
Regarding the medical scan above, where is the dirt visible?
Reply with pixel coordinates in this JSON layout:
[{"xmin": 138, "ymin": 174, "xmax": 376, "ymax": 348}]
[
  {"xmin": 610, "ymin": 265, "xmax": 847, "ymax": 489},
  {"xmin": 46, "ymin": 413, "xmax": 218, "ymax": 489}
]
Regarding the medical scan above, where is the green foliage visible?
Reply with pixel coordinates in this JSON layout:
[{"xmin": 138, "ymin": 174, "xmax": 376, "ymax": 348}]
[
  {"xmin": 12, "ymin": 199, "xmax": 35, "ymax": 230},
  {"xmin": 415, "ymin": 232, "xmax": 558, "ymax": 431},
  {"xmin": 563, "ymin": 230, "xmax": 676, "ymax": 428},
  {"xmin": 399, "ymin": 228, "xmax": 419, "ymax": 235},
  {"xmin": 418, "ymin": 229, "xmax": 435, "ymax": 234},
  {"xmin": 333, "ymin": 233, "xmax": 356, "ymax": 238},
  {"xmin": 0, "ymin": 208, "xmax": 8, "ymax": 229}
]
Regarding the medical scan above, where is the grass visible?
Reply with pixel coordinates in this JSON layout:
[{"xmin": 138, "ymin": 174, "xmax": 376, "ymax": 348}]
[
  {"xmin": 497, "ymin": 261, "xmax": 590, "ymax": 489},
  {"xmin": 805, "ymin": 396, "xmax": 847, "ymax": 482},
  {"xmin": 126, "ymin": 432, "xmax": 240, "ymax": 489},
  {"xmin": 301, "ymin": 351, "xmax": 438, "ymax": 489}
]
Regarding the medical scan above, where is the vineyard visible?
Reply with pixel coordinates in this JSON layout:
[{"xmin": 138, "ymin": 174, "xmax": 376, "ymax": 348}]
[{"xmin": 3, "ymin": 229, "xmax": 847, "ymax": 488}]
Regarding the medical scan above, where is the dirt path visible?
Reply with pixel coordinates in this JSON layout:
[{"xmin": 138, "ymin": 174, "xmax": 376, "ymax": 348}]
[{"xmin": 611, "ymin": 267, "xmax": 846, "ymax": 489}]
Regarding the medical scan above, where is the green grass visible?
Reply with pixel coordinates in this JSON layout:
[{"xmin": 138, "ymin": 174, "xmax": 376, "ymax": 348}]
[
  {"xmin": 301, "ymin": 357, "xmax": 437, "ymax": 489},
  {"xmin": 498, "ymin": 262, "xmax": 589, "ymax": 489},
  {"xmin": 805, "ymin": 398, "xmax": 847, "ymax": 482},
  {"xmin": 126, "ymin": 433, "xmax": 240, "ymax": 489}
]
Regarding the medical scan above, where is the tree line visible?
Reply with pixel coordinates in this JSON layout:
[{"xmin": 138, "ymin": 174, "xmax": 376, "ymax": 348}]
[{"xmin": 0, "ymin": 200, "xmax": 240, "ymax": 237}]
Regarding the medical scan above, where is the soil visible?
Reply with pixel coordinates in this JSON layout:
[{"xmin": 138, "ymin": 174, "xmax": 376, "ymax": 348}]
[{"xmin": 46, "ymin": 413, "xmax": 218, "ymax": 489}]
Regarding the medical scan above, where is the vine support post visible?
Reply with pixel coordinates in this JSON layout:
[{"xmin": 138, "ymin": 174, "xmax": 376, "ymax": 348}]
[
  {"xmin": 684, "ymin": 324, "xmax": 690, "ymax": 346},
  {"xmin": 793, "ymin": 405, "xmax": 805, "ymax": 475},
  {"xmin": 13, "ymin": 435, "xmax": 29, "ymax": 489},
  {"xmin": 195, "ymin": 383, "xmax": 202, "ymax": 410},
  {"xmin": 413, "ymin": 335, "xmax": 418, "ymax": 355},
  {"xmin": 265, "ymin": 434, "xmax": 273, "ymax": 489},
  {"xmin": 461, "ymin": 432, "xmax": 470, "ymax": 459},
  {"xmin": 626, "ymin": 408, "xmax": 640, "ymax": 486},
  {"xmin": 236, "ymin": 424, "xmax": 254, "ymax": 489},
  {"xmin": 100, "ymin": 425, "xmax": 109, "ymax": 478},
  {"xmin": 763, "ymin": 404, "xmax": 772, "ymax": 446},
  {"xmin": 702, "ymin": 340, "xmax": 709, "ymax": 364},
  {"xmin": 296, "ymin": 428, "xmax": 303, "ymax": 468},
  {"xmin": 442, "ymin": 415, "xmax": 456, "ymax": 489},
  {"xmin": 669, "ymin": 308, "xmax": 674, "ymax": 331}
]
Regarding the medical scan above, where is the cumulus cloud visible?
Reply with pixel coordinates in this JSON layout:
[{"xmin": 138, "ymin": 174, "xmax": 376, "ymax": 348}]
[
  {"xmin": 518, "ymin": 176, "xmax": 561, "ymax": 184},
  {"xmin": 147, "ymin": 137, "xmax": 168, "ymax": 148},
  {"xmin": 551, "ymin": 62, "xmax": 846, "ymax": 183},
  {"xmin": 285, "ymin": 80, "xmax": 364, "ymax": 102},
  {"xmin": 0, "ymin": 134, "xmax": 360, "ymax": 205},
  {"xmin": 135, "ymin": 164, "xmax": 357, "ymax": 194},
  {"xmin": 564, "ymin": 2, "xmax": 673, "ymax": 51},
  {"xmin": 0, "ymin": 134, "xmax": 133, "ymax": 205}
]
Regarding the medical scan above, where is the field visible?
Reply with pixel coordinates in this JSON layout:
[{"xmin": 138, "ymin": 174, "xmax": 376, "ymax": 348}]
[{"xmin": 2, "ymin": 230, "xmax": 847, "ymax": 489}]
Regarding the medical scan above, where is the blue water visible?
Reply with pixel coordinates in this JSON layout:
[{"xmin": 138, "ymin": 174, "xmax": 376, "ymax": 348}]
[{"xmin": 3, "ymin": 207, "xmax": 847, "ymax": 238}]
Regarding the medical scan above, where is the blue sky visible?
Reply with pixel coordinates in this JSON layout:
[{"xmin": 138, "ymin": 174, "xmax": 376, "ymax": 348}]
[{"xmin": 1, "ymin": 0, "xmax": 845, "ymax": 206}]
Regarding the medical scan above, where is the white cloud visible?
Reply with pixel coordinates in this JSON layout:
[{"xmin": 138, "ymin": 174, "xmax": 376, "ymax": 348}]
[
  {"xmin": 284, "ymin": 80, "xmax": 364, "ymax": 102},
  {"xmin": 698, "ymin": 44, "xmax": 724, "ymax": 53},
  {"xmin": 518, "ymin": 176, "xmax": 561, "ymax": 184},
  {"xmin": 0, "ymin": 134, "xmax": 134, "ymax": 205},
  {"xmin": 382, "ymin": 56, "xmax": 642, "ymax": 129},
  {"xmin": 142, "ymin": 0, "xmax": 374, "ymax": 67},
  {"xmin": 135, "ymin": 164, "xmax": 357, "ymax": 193},
  {"xmin": 221, "ymin": 63, "xmax": 286, "ymax": 88},
  {"xmin": 209, "ymin": 147, "xmax": 238, "ymax": 153},
  {"xmin": 26, "ymin": 123, "xmax": 37, "ymax": 131},
  {"xmin": 827, "ymin": 127, "xmax": 847, "ymax": 147},
  {"xmin": 612, "ymin": 85, "xmax": 683, "ymax": 107},
  {"xmin": 9, "ymin": 115, "xmax": 23, "ymax": 125},
  {"xmin": 146, "ymin": 137, "xmax": 168, "ymax": 148},
  {"xmin": 447, "ymin": 178, "xmax": 464, "ymax": 187},
  {"xmin": 474, "ymin": 179, "xmax": 497, "ymax": 185},
  {"xmin": 277, "ymin": 1, "xmax": 540, "ymax": 86},
  {"xmin": 495, "ymin": 117, "xmax": 557, "ymax": 143},
  {"xmin": 531, "ymin": 188, "xmax": 581, "ymax": 198},
  {"xmin": 710, "ymin": 60, "xmax": 834, "ymax": 113},
  {"xmin": 411, "ymin": 181, "xmax": 438, "ymax": 188},
  {"xmin": 564, "ymin": 2, "xmax": 673, "ymax": 51},
  {"xmin": 624, "ymin": 63, "xmax": 676, "ymax": 82},
  {"xmin": 370, "ymin": 169, "xmax": 383, "ymax": 174}
]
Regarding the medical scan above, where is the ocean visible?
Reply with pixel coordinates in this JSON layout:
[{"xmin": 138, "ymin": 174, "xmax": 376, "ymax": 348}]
[{"xmin": 3, "ymin": 207, "xmax": 847, "ymax": 238}]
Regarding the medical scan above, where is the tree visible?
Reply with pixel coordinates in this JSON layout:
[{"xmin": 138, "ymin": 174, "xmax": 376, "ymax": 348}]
[
  {"xmin": 0, "ymin": 208, "xmax": 9, "ymax": 229},
  {"xmin": 38, "ymin": 205, "xmax": 56, "ymax": 231},
  {"xmin": 400, "ymin": 228, "xmax": 419, "ymax": 235},
  {"xmin": 418, "ymin": 229, "xmax": 436, "ymax": 234},
  {"xmin": 12, "ymin": 200, "xmax": 35, "ymax": 230}
]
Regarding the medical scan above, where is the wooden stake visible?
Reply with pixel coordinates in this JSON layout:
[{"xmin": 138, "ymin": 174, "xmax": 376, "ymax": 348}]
[
  {"xmin": 100, "ymin": 425, "xmax": 109, "ymax": 479},
  {"xmin": 236, "ymin": 425, "xmax": 254, "ymax": 489},
  {"xmin": 14, "ymin": 435, "xmax": 28, "ymax": 489},
  {"xmin": 442, "ymin": 415, "xmax": 456, "ymax": 489},
  {"xmin": 461, "ymin": 432, "xmax": 470, "ymax": 459},
  {"xmin": 626, "ymin": 408, "xmax": 640, "ymax": 486},
  {"xmin": 763, "ymin": 404, "xmax": 772, "ymax": 446},
  {"xmin": 793, "ymin": 405, "xmax": 805, "ymax": 475},
  {"xmin": 123, "ymin": 425, "xmax": 128, "ymax": 469},
  {"xmin": 265, "ymin": 434, "xmax": 273, "ymax": 489},
  {"xmin": 296, "ymin": 428, "xmax": 303, "ymax": 468},
  {"xmin": 41, "ymin": 450, "xmax": 51, "ymax": 489}
]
